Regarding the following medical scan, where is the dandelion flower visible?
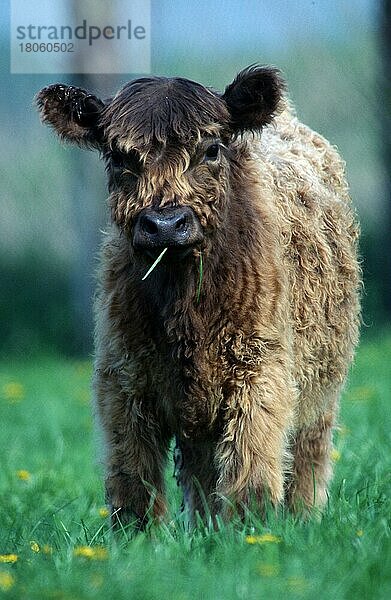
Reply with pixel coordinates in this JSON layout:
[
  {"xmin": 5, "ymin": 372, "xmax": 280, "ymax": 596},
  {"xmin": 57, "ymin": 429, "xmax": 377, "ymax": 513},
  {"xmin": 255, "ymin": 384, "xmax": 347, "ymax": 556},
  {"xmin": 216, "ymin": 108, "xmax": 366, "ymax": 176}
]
[
  {"xmin": 2, "ymin": 382, "xmax": 24, "ymax": 402},
  {"xmin": 16, "ymin": 470, "xmax": 31, "ymax": 481},
  {"xmin": 98, "ymin": 507, "xmax": 109, "ymax": 518},
  {"xmin": 30, "ymin": 541, "xmax": 40, "ymax": 553},
  {"xmin": 0, "ymin": 554, "xmax": 18, "ymax": 564},
  {"xmin": 74, "ymin": 546, "xmax": 94, "ymax": 559},
  {"xmin": 245, "ymin": 533, "xmax": 281, "ymax": 544},
  {"xmin": 74, "ymin": 546, "xmax": 108, "ymax": 560},
  {"xmin": 330, "ymin": 448, "xmax": 341, "ymax": 462},
  {"xmin": 0, "ymin": 572, "xmax": 15, "ymax": 591},
  {"xmin": 93, "ymin": 547, "xmax": 108, "ymax": 560},
  {"xmin": 356, "ymin": 529, "xmax": 363, "ymax": 537}
]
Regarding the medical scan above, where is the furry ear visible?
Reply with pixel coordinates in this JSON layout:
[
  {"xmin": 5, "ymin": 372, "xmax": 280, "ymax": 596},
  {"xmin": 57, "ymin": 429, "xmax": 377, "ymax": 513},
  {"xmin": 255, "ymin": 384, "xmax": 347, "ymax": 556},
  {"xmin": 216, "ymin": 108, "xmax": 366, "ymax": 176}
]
[
  {"xmin": 36, "ymin": 84, "xmax": 105, "ymax": 148},
  {"xmin": 222, "ymin": 65, "xmax": 286, "ymax": 134}
]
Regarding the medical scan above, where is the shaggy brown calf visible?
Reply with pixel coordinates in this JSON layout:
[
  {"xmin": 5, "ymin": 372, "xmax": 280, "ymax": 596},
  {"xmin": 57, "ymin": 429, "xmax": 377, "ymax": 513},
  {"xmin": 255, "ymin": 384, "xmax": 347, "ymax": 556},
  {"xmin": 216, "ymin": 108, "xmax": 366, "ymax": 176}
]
[{"xmin": 37, "ymin": 66, "xmax": 360, "ymax": 526}]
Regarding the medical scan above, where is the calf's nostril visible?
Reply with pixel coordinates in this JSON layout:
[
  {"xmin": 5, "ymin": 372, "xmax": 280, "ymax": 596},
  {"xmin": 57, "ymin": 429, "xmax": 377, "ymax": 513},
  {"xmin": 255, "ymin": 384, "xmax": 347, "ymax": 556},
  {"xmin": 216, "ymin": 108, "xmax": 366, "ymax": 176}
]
[
  {"xmin": 134, "ymin": 207, "xmax": 202, "ymax": 251},
  {"xmin": 142, "ymin": 216, "xmax": 159, "ymax": 235},
  {"xmin": 174, "ymin": 215, "xmax": 187, "ymax": 231}
]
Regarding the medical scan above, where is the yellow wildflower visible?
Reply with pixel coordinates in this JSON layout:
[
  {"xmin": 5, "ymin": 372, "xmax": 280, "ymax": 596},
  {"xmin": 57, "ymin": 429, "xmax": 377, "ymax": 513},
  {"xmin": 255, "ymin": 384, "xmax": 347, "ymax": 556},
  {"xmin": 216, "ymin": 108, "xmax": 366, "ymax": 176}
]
[
  {"xmin": 89, "ymin": 547, "xmax": 108, "ymax": 560},
  {"xmin": 330, "ymin": 448, "xmax": 341, "ymax": 462},
  {"xmin": 16, "ymin": 470, "xmax": 31, "ymax": 481},
  {"xmin": 98, "ymin": 507, "xmax": 109, "ymax": 518},
  {"xmin": 2, "ymin": 382, "xmax": 24, "ymax": 402},
  {"xmin": 258, "ymin": 563, "xmax": 280, "ymax": 577},
  {"xmin": 74, "ymin": 546, "xmax": 94, "ymax": 559},
  {"xmin": 0, "ymin": 555, "xmax": 18, "ymax": 564},
  {"xmin": 74, "ymin": 546, "xmax": 108, "ymax": 560},
  {"xmin": 356, "ymin": 529, "xmax": 363, "ymax": 537},
  {"xmin": 30, "ymin": 541, "xmax": 40, "ymax": 553},
  {"xmin": 0, "ymin": 572, "xmax": 15, "ymax": 591},
  {"xmin": 245, "ymin": 533, "xmax": 281, "ymax": 544}
]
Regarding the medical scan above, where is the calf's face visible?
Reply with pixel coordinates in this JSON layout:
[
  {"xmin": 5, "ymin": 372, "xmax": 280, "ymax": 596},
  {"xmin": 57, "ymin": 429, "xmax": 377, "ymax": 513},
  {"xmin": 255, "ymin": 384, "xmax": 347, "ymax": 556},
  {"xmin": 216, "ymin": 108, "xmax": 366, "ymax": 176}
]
[{"xmin": 37, "ymin": 67, "xmax": 284, "ymax": 261}]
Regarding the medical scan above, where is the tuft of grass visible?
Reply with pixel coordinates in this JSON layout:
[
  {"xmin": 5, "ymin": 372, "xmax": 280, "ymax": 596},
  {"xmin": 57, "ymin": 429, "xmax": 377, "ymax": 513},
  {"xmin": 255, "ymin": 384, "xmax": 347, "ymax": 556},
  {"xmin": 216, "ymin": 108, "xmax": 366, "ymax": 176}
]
[
  {"xmin": 196, "ymin": 251, "xmax": 203, "ymax": 303},
  {"xmin": 0, "ymin": 331, "xmax": 390, "ymax": 599},
  {"xmin": 141, "ymin": 247, "xmax": 168, "ymax": 281}
]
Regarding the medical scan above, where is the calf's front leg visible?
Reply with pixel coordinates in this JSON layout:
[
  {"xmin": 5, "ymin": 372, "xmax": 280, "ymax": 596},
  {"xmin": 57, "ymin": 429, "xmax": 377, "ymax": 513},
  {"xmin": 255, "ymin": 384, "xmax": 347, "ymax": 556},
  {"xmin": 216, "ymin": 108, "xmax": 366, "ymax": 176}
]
[
  {"xmin": 215, "ymin": 359, "xmax": 296, "ymax": 517},
  {"xmin": 94, "ymin": 371, "xmax": 171, "ymax": 529},
  {"xmin": 174, "ymin": 437, "xmax": 220, "ymax": 523}
]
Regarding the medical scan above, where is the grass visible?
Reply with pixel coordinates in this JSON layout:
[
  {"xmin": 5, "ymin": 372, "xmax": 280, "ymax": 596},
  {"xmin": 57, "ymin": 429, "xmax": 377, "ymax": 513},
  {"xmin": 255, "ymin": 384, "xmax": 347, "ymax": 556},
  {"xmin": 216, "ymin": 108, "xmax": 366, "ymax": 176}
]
[
  {"xmin": 142, "ymin": 248, "xmax": 168, "ymax": 281},
  {"xmin": 0, "ymin": 332, "xmax": 390, "ymax": 599},
  {"xmin": 197, "ymin": 251, "xmax": 203, "ymax": 304}
]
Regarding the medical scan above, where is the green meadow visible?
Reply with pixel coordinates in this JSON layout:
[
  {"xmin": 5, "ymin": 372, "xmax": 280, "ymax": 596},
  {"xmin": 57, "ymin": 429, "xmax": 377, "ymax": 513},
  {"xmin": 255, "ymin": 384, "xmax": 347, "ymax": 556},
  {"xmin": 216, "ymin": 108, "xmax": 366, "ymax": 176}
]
[{"xmin": 0, "ymin": 331, "xmax": 390, "ymax": 599}]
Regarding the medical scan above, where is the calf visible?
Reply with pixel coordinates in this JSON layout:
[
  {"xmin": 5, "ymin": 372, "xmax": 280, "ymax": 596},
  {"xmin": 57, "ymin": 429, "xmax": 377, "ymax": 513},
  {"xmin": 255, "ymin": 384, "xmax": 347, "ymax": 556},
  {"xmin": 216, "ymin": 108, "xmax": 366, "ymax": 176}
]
[{"xmin": 37, "ymin": 66, "xmax": 360, "ymax": 526}]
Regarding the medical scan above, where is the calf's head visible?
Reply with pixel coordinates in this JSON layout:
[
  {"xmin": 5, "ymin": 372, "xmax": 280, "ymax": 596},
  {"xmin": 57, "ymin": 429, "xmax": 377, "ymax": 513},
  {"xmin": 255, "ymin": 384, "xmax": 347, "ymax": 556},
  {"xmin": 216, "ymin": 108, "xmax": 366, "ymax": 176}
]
[{"xmin": 37, "ymin": 67, "xmax": 284, "ymax": 261}]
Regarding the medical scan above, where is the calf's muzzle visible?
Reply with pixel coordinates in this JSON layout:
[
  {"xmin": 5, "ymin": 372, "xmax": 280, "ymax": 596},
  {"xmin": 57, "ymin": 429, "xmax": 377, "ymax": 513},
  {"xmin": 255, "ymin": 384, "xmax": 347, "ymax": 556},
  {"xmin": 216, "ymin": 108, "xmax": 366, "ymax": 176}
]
[{"xmin": 133, "ymin": 206, "xmax": 204, "ymax": 256}]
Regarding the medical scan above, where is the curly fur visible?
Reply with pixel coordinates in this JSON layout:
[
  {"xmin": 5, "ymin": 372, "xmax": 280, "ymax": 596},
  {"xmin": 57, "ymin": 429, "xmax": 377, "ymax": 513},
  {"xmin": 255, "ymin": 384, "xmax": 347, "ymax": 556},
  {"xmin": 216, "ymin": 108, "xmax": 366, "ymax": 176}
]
[{"xmin": 37, "ymin": 66, "xmax": 361, "ymax": 526}]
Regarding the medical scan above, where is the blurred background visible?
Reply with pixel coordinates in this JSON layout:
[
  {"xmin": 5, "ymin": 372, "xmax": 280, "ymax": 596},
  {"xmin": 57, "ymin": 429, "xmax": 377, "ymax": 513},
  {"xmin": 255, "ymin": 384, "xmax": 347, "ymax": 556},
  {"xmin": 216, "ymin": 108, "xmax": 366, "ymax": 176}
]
[{"xmin": 0, "ymin": 0, "xmax": 390, "ymax": 358}]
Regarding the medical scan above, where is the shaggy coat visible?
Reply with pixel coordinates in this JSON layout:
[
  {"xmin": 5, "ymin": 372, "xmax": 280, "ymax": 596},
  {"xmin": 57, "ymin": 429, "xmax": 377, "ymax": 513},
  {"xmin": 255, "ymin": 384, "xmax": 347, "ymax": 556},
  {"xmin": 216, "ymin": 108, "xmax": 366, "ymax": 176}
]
[{"xmin": 37, "ymin": 66, "xmax": 360, "ymax": 526}]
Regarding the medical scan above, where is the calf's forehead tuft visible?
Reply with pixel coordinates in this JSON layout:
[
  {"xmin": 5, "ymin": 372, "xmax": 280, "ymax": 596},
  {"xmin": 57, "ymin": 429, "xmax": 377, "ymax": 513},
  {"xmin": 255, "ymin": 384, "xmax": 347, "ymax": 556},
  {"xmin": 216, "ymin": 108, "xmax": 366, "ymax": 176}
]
[{"xmin": 100, "ymin": 76, "xmax": 230, "ymax": 151}]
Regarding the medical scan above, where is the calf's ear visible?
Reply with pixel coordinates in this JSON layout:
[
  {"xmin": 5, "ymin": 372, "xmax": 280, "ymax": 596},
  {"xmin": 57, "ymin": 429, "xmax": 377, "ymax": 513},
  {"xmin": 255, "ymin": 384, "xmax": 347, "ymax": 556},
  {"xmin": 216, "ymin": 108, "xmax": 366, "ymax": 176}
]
[
  {"xmin": 222, "ymin": 65, "xmax": 285, "ymax": 134},
  {"xmin": 36, "ymin": 84, "xmax": 105, "ymax": 148}
]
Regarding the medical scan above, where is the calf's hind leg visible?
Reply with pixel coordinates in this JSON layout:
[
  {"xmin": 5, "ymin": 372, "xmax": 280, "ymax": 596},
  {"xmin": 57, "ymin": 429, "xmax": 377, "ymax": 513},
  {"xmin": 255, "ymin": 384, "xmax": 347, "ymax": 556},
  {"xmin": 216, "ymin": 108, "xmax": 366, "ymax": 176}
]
[{"xmin": 286, "ymin": 410, "xmax": 335, "ymax": 513}]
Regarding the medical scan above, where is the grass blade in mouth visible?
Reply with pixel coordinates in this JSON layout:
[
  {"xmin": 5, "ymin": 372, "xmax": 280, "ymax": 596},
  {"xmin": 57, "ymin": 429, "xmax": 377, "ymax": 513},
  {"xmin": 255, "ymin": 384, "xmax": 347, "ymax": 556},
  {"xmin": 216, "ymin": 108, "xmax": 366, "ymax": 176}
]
[
  {"xmin": 196, "ymin": 251, "xmax": 203, "ymax": 303},
  {"xmin": 141, "ymin": 247, "xmax": 168, "ymax": 281}
]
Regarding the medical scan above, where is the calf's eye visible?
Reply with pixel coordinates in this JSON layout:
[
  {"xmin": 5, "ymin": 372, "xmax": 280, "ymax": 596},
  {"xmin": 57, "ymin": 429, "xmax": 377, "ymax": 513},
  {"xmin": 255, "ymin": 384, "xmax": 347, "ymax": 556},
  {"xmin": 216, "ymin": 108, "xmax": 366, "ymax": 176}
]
[
  {"xmin": 204, "ymin": 143, "xmax": 220, "ymax": 162},
  {"xmin": 110, "ymin": 149, "xmax": 140, "ymax": 182},
  {"xmin": 110, "ymin": 151, "xmax": 125, "ymax": 171}
]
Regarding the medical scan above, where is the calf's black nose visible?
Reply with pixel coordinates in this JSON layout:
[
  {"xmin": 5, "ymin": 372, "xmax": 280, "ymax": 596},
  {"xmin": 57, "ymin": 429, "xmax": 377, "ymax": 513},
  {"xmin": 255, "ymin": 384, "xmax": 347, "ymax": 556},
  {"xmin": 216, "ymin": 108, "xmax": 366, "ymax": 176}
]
[{"xmin": 133, "ymin": 206, "xmax": 203, "ymax": 252}]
